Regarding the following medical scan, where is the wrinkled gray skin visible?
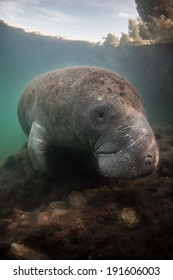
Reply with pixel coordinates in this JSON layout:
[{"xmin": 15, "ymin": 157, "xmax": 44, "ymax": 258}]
[{"xmin": 18, "ymin": 66, "xmax": 159, "ymax": 179}]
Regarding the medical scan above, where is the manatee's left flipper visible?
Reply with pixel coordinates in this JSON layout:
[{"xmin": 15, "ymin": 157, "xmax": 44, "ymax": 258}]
[{"xmin": 28, "ymin": 122, "xmax": 50, "ymax": 175}]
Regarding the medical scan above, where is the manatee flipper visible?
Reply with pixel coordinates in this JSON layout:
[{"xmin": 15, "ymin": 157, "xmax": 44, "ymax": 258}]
[{"xmin": 28, "ymin": 122, "xmax": 50, "ymax": 175}]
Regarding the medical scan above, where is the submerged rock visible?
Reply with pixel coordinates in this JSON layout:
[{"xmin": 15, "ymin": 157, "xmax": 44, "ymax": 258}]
[
  {"xmin": 118, "ymin": 208, "xmax": 139, "ymax": 228},
  {"xmin": 10, "ymin": 242, "xmax": 49, "ymax": 260}
]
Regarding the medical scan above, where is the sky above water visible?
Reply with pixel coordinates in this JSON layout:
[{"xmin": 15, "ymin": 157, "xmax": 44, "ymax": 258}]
[{"xmin": 0, "ymin": 0, "xmax": 138, "ymax": 41}]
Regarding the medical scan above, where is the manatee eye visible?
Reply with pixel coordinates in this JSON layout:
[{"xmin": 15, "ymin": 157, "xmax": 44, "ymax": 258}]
[
  {"xmin": 93, "ymin": 105, "xmax": 111, "ymax": 125},
  {"xmin": 96, "ymin": 111, "xmax": 105, "ymax": 123}
]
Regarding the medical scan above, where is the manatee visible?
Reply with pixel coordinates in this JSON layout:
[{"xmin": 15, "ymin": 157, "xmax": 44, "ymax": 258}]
[{"xmin": 18, "ymin": 66, "xmax": 159, "ymax": 179}]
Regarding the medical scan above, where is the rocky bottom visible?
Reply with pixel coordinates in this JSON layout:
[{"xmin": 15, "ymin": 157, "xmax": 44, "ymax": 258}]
[{"xmin": 0, "ymin": 122, "xmax": 173, "ymax": 260}]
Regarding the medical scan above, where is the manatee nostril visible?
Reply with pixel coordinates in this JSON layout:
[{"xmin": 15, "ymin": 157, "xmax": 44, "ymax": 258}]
[
  {"xmin": 147, "ymin": 153, "xmax": 152, "ymax": 158},
  {"xmin": 144, "ymin": 140, "xmax": 159, "ymax": 166},
  {"xmin": 145, "ymin": 150, "xmax": 159, "ymax": 165},
  {"xmin": 145, "ymin": 153, "xmax": 154, "ymax": 164}
]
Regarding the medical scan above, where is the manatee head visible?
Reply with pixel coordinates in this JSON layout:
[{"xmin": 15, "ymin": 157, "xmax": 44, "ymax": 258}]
[{"xmin": 73, "ymin": 68, "xmax": 159, "ymax": 180}]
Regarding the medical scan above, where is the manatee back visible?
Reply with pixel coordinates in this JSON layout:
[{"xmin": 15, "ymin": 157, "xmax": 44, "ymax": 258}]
[
  {"xmin": 18, "ymin": 66, "xmax": 143, "ymax": 138},
  {"xmin": 18, "ymin": 67, "xmax": 84, "ymax": 136}
]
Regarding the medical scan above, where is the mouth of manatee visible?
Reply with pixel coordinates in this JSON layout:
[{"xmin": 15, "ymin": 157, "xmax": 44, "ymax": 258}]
[{"xmin": 94, "ymin": 133, "xmax": 159, "ymax": 179}]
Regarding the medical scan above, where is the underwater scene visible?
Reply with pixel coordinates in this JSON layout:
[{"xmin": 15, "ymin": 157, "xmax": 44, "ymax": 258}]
[{"xmin": 0, "ymin": 0, "xmax": 173, "ymax": 260}]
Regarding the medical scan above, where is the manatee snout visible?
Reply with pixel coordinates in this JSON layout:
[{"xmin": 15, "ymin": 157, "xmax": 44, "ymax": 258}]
[
  {"xmin": 134, "ymin": 133, "xmax": 159, "ymax": 176},
  {"xmin": 96, "ymin": 132, "xmax": 159, "ymax": 180},
  {"xmin": 144, "ymin": 137, "xmax": 159, "ymax": 167}
]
